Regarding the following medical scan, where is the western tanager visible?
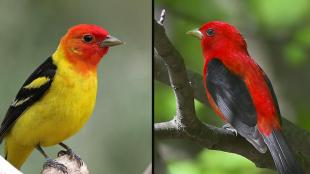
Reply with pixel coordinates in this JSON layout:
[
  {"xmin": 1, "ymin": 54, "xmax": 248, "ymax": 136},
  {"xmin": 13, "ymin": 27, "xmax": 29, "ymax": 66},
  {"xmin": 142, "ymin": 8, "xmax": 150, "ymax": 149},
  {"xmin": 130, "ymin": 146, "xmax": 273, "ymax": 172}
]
[{"xmin": 0, "ymin": 24, "xmax": 123, "ymax": 172}]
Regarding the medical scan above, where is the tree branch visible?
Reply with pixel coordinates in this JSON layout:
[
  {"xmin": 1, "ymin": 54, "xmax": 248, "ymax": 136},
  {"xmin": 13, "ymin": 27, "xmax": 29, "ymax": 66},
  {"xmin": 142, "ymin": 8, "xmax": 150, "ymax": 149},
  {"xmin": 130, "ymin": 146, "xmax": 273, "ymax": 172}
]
[
  {"xmin": 0, "ymin": 152, "xmax": 89, "ymax": 174},
  {"xmin": 41, "ymin": 153, "xmax": 89, "ymax": 174},
  {"xmin": 143, "ymin": 163, "xmax": 152, "ymax": 174},
  {"xmin": 0, "ymin": 155, "xmax": 22, "ymax": 174},
  {"xmin": 154, "ymin": 11, "xmax": 310, "ymax": 173},
  {"xmin": 154, "ymin": 143, "xmax": 168, "ymax": 174}
]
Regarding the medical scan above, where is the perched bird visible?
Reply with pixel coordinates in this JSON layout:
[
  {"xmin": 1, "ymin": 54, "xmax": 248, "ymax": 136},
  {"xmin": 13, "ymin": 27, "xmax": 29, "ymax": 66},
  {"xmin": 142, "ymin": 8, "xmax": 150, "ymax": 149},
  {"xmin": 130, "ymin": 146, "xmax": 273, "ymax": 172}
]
[
  {"xmin": 0, "ymin": 24, "xmax": 123, "ymax": 172},
  {"xmin": 187, "ymin": 21, "xmax": 304, "ymax": 174}
]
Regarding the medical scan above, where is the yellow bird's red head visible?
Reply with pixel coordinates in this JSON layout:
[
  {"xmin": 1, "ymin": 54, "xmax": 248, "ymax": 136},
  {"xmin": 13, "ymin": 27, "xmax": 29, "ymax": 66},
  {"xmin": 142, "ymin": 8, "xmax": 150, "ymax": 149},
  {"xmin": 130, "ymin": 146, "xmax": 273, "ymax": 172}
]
[{"xmin": 59, "ymin": 24, "xmax": 123, "ymax": 72}]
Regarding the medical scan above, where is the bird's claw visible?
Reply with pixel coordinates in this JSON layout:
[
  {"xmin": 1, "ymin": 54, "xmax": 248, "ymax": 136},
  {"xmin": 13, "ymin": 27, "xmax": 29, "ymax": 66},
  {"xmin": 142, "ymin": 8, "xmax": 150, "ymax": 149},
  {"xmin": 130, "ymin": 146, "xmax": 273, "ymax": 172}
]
[
  {"xmin": 43, "ymin": 158, "xmax": 68, "ymax": 174},
  {"xmin": 222, "ymin": 123, "xmax": 238, "ymax": 136},
  {"xmin": 58, "ymin": 149, "xmax": 83, "ymax": 167}
]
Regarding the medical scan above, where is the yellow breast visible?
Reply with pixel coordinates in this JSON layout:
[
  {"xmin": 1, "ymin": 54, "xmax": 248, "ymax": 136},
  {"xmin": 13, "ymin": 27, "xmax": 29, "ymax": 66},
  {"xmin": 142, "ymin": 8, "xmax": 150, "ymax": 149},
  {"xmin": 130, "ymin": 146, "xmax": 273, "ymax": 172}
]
[{"xmin": 8, "ymin": 49, "xmax": 98, "ymax": 147}]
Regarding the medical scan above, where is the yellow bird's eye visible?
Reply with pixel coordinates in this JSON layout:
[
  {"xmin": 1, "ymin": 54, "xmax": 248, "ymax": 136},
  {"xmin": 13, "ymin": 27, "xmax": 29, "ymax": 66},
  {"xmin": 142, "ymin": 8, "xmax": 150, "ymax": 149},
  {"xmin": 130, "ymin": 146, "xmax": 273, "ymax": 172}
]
[{"xmin": 82, "ymin": 34, "xmax": 93, "ymax": 43}]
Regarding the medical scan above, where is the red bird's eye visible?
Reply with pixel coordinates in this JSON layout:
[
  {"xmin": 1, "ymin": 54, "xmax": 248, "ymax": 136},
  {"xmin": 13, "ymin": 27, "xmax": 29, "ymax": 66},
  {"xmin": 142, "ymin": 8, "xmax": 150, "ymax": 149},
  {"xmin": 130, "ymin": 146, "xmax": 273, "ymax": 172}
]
[
  {"xmin": 82, "ymin": 34, "xmax": 93, "ymax": 43},
  {"xmin": 206, "ymin": 28, "xmax": 215, "ymax": 37}
]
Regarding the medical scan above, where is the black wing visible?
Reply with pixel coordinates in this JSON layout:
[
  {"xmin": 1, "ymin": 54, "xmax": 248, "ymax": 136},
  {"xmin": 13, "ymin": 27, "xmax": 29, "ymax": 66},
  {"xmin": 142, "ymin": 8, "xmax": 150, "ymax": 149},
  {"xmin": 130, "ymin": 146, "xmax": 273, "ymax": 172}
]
[
  {"xmin": 206, "ymin": 59, "xmax": 268, "ymax": 153},
  {"xmin": 206, "ymin": 59, "xmax": 257, "ymax": 126},
  {"xmin": 0, "ymin": 57, "xmax": 57, "ymax": 142}
]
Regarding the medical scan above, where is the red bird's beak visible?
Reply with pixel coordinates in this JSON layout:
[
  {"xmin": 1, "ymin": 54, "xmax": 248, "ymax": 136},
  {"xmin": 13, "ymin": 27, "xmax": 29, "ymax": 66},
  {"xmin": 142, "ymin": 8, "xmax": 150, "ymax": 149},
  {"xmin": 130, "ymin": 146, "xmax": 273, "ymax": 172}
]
[
  {"xmin": 186, "ymin": 28, "xmax": 203, "ymax": 39},
  {"xmin": 100, "ymin": 35, "xmax": 123, "ymax": 47}
]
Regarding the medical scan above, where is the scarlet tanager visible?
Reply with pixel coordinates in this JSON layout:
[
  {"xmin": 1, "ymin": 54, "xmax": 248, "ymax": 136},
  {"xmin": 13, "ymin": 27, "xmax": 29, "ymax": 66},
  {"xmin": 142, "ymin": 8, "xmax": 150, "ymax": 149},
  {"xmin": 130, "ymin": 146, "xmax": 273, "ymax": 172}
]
[
  {"xmin": 0, "ymin": 24, "xmax": 123, "ymax": 172},
  {"xmin": 187, "ymin": 21, "xmax": 304, "ymax": 174}
]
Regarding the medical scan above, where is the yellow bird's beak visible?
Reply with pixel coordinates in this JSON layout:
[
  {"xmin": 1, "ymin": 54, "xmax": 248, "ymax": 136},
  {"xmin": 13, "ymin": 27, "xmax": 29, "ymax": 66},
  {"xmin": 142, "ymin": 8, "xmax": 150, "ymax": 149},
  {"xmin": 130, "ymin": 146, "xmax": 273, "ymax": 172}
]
[
  {"xmin": 186, "ymin": 28, "xmax": 203, "ymax": 40},
  {"xmin": 100, "ymin": 35, "xmax": 124, "ymax": 47}
]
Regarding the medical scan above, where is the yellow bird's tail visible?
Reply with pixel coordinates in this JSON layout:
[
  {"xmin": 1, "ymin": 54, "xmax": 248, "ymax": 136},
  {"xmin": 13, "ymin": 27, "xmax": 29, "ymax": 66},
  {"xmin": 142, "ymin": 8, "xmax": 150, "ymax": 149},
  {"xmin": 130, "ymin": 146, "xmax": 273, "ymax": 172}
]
[{"xmin": 5, "ymin": 139, "xmax": 34, "ymax": 169}]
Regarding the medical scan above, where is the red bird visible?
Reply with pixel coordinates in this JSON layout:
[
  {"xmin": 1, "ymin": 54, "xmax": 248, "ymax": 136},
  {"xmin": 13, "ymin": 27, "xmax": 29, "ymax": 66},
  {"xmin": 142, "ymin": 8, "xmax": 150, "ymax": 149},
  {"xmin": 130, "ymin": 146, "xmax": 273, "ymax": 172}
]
[{"xmin": 187, "ymin": 21, "xmax": 304, "ymax": 174}]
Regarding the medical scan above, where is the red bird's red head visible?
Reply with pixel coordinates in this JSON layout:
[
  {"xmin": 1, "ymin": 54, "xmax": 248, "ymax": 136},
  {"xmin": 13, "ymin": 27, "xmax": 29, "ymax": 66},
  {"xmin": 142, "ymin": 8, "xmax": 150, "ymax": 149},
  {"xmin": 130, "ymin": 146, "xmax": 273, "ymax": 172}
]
[
  {"xmin": 187, "ymin": 21, "xmax": 248, "ymax": 59},
  {"xmin": 59, "ymin": 24, "xmax": 123, "ymax": 71}
]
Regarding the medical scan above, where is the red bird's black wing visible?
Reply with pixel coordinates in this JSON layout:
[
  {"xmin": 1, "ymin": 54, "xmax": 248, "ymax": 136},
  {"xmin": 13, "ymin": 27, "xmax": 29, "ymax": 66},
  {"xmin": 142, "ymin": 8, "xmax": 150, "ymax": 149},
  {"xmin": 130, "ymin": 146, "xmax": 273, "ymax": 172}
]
[
  {"xmin": 206, "ymin": 58, "xmax": 267, "ymax": 152},
  {"xmin": 0, "ymin": 57, "xmax": 57, "ymax": 143},
  {"xmin": 206, "ymin": 59, "xmax": 256, "ymax": 125}
]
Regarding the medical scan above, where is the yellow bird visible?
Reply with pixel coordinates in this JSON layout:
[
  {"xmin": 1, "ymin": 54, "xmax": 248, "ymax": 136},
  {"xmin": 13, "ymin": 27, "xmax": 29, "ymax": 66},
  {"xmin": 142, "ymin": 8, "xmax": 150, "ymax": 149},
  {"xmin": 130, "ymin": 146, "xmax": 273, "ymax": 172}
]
[{"xmin": 0, "ymin": 24, "xmax": 123, "ymax": 172}]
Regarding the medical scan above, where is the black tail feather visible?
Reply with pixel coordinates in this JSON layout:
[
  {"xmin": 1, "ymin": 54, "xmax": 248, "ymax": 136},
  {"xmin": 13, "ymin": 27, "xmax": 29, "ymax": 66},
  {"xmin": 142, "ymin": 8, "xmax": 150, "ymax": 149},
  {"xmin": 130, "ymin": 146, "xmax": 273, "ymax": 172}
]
[{"xmin": 263, "ymin": 130, "xmax": 304, "ymax": 174}]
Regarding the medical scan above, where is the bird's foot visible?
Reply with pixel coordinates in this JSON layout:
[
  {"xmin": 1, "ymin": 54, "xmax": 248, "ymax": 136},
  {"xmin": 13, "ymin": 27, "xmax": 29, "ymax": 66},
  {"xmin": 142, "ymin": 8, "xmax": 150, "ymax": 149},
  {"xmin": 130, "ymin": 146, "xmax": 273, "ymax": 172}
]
[
  {"xmin": 43, "ymin": 158, "xmax": 68, "ymax": 174},
  {"xmin": 222, "ymin": 123, "xmax": 238, "ymax": 136},
  {"xmin": 58, "ymin": 149, "xmax": 83, "ymax": 167}
]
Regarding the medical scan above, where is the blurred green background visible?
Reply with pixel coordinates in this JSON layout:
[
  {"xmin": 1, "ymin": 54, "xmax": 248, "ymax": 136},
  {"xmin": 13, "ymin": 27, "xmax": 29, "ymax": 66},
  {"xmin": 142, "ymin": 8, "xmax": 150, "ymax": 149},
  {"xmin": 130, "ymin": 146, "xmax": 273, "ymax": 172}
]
[
  {"xmin": 0, "ymin": 0, "xmax": 151, "ymax": 173},
  {"xmin": 155, "ymin": 0, "xmax": 310, "ymax": 174}
]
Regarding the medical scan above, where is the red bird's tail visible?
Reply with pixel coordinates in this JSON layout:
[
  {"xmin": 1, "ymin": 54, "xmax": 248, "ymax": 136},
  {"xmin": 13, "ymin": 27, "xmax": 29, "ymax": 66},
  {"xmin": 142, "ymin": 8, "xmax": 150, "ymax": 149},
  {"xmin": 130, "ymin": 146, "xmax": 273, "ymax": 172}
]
[{"xmin": 263, "ymin": 130, "xmax": 304, "ymax": 174}]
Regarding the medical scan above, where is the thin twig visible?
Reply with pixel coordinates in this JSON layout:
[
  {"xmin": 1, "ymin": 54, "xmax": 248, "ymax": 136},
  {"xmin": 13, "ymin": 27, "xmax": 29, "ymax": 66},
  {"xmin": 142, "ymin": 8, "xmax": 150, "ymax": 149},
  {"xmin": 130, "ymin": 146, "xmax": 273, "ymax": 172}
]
[{"xmin": 158, "ymin": 9, "xmax": 166, "ymax": 25}]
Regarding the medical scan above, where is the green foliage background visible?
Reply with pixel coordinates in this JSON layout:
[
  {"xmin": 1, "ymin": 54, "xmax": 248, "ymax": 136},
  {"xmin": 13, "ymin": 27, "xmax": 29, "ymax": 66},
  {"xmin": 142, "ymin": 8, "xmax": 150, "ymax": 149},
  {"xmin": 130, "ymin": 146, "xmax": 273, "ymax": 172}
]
[
  {"xmin": 155, "ymin": 0, "xmax": 310, "ymax": 174},
  {"xmin": 0, "ymin": 0, "xmax": 151, "ymax": 173}
]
